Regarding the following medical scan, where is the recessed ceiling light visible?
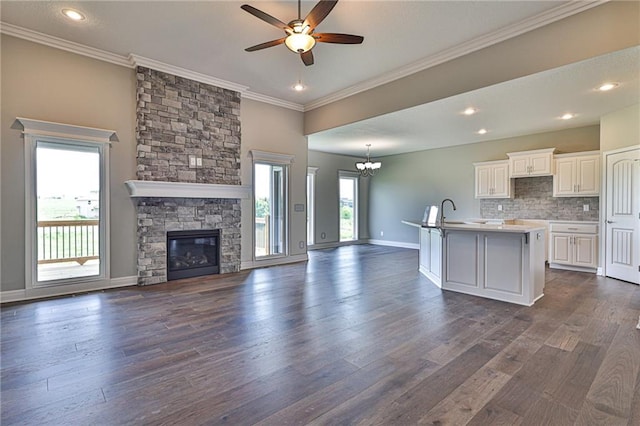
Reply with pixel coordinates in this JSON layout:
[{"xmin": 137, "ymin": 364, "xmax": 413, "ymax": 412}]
[
  {"xmin": 293, "ymin": 82, "xmax": 305, "ymax": 91},
  {"xmin": 561, "ymin": 113, "xmax": 575, "ymax": 120},
  {"xmin": 62, "ymin": 8, "xmax": 85, "ymax": 21},
  {"xmin": 598, "ymin": 82, "xmax": 619, "ymax": 92},
  {"xmin": 477, "ymin": 128, "xmax": 488, "ymax": 135},
  {"xmin": 463, "ymin": 107, "xmax": 477, "ymax": 116}
]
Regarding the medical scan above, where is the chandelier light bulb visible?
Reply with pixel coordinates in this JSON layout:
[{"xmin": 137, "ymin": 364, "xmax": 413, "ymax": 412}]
[{"xmin": 355, "ymin": 144, "xmax": 382, "ymax": 177}]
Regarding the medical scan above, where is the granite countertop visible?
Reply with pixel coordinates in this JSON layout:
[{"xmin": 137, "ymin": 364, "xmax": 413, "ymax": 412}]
[{"xmin": 402, "ymin": 219, "xmax": 546, "ymax": 234}]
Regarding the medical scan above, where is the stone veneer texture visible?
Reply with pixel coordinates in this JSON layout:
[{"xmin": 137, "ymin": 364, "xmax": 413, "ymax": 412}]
[
  {"xmin": 136, "ymin": 199, "xmax": 241, "ymax": 285},
  {"xmin": 135, "ymin": 67, "xmax": 242, "ymax": 285},
  {"xmin": 480, "ymin": 176, "xmax": 600, "ymax": 221}
]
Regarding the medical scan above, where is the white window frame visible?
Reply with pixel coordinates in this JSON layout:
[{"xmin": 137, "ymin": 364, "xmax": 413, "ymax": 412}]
[
  {"xmin": 339, "ymin": 170, "xmax": 359, "ymax": 242},
  {"xmin": 18, "ymin": 118, "xmax": 115, "ymax": 289},
  {"xmin": 250, "ymin": 150, "xmax": 294, "ymax": 261},
  {"xmin": 307, "ymin": 166, "xmax": 318, "ymax": 246}
]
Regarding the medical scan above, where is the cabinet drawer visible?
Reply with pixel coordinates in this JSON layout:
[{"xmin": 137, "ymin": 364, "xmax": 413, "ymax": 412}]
[{"xmin": 549, "ymin": 223, "xmax": 598, "ymax": 234}]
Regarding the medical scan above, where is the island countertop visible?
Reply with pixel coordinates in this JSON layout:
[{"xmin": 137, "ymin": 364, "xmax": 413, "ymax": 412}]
[{"xmin": 401, "ymin": 219, "xmax": 546, "ymax": 234}]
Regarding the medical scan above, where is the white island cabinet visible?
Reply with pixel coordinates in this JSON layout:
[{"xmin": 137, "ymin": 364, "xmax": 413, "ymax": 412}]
[{"xmin": 403, "ymin": 221, "xmax": 546, "ymax": 306}]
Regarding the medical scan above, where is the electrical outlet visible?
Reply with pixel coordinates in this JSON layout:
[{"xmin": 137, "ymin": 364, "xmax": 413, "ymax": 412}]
[
  {"xmin": 583, "ymin": 204, "xmax": 589, "ymax": 212},
  {"xmin": 380, "ymin": 231, "xmax": 384, "ymax": 237},
  {"xmin": 188, "ymin": 155, "xmax": 197, "ymax": 168},
  {"xmin": 196, "ymin": 157, "xmax": 203, "ymax": 167},
  {"xmin": 497, "ymin": 205, "xmax": 503, "ymax": 211},
  {"xmin": 321, "ymin": 232, "xmax": 326, "ymax": 240},
  {"xmin": 299, "ymin": 241, "xmax": 305, "ymax": 249}
]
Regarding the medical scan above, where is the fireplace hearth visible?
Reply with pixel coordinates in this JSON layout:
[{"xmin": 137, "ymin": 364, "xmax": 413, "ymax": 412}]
[{"xmin": 166, "ymin": 229, "xmax": 220, "ymax": 280}]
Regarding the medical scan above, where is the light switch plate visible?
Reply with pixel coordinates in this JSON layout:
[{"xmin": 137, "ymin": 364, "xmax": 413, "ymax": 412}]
[{"xmin": 583, "ymin": 204, "xmax": 589, "ymax": 212}]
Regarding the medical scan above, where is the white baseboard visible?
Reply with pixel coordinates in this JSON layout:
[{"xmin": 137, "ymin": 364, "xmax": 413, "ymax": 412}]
[
  {"xmin": 0, "ymin": 275, "xmax": 137, "ymax": 304},
  {"xmin": 308, "ymin": 239, "xmax": 368, "ymax": 250},
  {"xmin": 368, "ymin": 239, "xmax": 419, "ymax": 250},
  {"xmin": 548, "ymin": 263, "xmax": 598, "ymax": 274},
  {"xmin": 240, "ymin": 253, "xmax": 308, "ymax": 270}
]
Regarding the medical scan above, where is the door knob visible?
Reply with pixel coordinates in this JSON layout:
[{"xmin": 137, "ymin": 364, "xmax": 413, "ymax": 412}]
[{"xmin": 606, "ymin": 220, "xmax": 615, "ymax": 224}]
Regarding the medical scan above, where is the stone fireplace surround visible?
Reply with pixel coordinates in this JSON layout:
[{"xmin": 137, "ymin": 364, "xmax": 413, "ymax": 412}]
[{"xmin": 131, "ymin": 66, "xmax": 245, "ymax": 285}]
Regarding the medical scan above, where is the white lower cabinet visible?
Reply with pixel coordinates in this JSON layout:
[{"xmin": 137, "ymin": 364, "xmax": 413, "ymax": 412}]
[
  {"xmin": 419, "ymin": 227, "xmax": 442, "ymax": 287},
  {"xmin": 549, "ymin": 222, "xmax": 598, "ymax": 271},
  {"xmin": 441, "ymin": 228, "xmax": 546, "ymax": 306}
]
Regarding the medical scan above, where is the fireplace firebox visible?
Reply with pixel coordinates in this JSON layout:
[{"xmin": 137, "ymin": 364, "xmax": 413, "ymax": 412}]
[{"xmin": 166, "ymin": 229, "xmax": 220, "ymax": 280}]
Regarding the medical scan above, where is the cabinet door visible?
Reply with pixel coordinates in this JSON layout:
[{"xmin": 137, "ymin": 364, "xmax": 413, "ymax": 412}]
[
  {"xmin": 576, "ymin": 155, "xmax": 600, "ymax": 195},
  {"xmin": 491, "ymin": 163, "xmax": 510, "ymax": 197},
  {"xmin": 574, "ymin": 235, "xmax": 597, "ymax": 268},
  {"xmin": 510, "ymin": 157, "xmax": 530, "ymax": 177},
  {"xmin": 554, "ymin": 158, "xmax": 576, "ymax": 196},
  {"xmin": 429, "ymin": 229, "xmax": 441, "ymax": 280},
  {"xmin": 420, "ymin": 228, "xmax": 431, "ymax": 271},
  {"xmin": 529, "ymin": 153, "xmax": 553, "ymax": 175},
  {"xmin": 550, "ymin": 233, "xmax": 572, "ymax": 264},
  {"xmin": 475, "ymin": 165, "xmax": 492, "ymax": 198}
]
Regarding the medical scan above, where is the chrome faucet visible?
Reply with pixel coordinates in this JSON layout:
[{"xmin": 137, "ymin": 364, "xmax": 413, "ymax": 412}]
[{"xmin": 440, "ymin": 198, "xmax": 457, "ymax": 224}]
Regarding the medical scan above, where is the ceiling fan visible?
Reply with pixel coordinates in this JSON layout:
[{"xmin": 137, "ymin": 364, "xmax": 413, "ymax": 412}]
[{"xmin": 241, "ymin": 0, "xmax": 364, "ymax": 66}]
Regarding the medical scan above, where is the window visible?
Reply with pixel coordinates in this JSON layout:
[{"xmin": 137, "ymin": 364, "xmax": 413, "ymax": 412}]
[
  {"xmin": 251, "ymin": 150, "xmax": 293, "ymax": 259},
  {"xmin": 339, "ymin": 172, "xmax": 358, "ymax": 242},
  {"xmin": 307, "ymin": 167, "xmax": 318, "ymax": 246},
  {"xmin": 19, "ymin": 118, "xmax": 114, "ymax": 288}
]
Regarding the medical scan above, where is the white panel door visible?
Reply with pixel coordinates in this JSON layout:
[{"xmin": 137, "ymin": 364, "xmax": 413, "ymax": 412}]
[{"xmin": 605, "ymin": 148, "xmax": 640, "ymax": 284}]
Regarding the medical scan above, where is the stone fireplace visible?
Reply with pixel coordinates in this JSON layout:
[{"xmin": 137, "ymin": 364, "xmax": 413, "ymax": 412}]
[{"xmin": 130, "ymin": 66, "xmax": 245, "ymax": 285}]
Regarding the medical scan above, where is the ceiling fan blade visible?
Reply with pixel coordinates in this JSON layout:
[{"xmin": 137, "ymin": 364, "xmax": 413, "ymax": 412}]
[
  {"xmin": 301, "ymin": 50, "xmax": 314, "ymax": 66},
  {"xmin": 314, "ymin": 33, "xmax": 364, "ymax": 44},
  {"xmin": 245, "ymin": 38, "xmax": 287, "ymax": 52},
  {"xmin": 241, "ymin": 4, "xmax": 289, "ymax": 31},
  {"xmin": 304, "ymin": 0, "xmax": 338, "ymax": 31}
]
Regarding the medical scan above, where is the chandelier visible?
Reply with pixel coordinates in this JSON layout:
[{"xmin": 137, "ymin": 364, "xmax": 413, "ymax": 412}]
[{"xmin": 355, "ymin": 144, "xmax": 382, "ymax": 177}]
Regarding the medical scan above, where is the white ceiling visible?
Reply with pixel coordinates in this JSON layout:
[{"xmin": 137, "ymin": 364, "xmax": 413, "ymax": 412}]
[
  {"xmin": 1, "ymin": 1, "xmax": 638, "ymax": 157},
  {"xmin": 309, "ymin": 46, "xmax": 640, "ymax": 156}
]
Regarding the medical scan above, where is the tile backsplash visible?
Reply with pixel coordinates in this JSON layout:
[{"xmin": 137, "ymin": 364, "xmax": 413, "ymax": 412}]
[{"xmin": 480, "ymin": 176, "xmax": 599, "ymax": 221}]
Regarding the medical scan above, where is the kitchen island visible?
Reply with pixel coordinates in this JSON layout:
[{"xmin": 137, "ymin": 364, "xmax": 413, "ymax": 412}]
[{"xmin": 403, "ymin": 220, "xmax": 546, "ymax": 306}]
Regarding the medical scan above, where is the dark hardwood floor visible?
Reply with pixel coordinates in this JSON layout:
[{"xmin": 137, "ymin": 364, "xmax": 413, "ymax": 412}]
[{"xmin": 2, "ymin": 245, "xmax": 639, "ymax": 425}]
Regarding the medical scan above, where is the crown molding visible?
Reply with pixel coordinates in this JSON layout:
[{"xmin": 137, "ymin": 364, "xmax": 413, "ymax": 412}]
[
  {"xmin": 1, "ymin": 0, "xmax": 606, "ymax": 114},
  {"xmin": 0, "ymin": 22, "xmax": 132, "ymax": 67},
  {"xmin": 243, "ymin": 91, "xmax": 304, "ymax": 112},
  {"xmin": 303, "ymin": 0, "xmax": 607, "ymax": 111},
  {"xmin": 129, "ymin": 54, "xmax": 250, "ymax": 94}
]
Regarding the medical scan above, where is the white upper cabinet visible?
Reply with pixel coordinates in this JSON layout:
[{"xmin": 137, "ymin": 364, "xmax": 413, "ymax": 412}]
[
  {"xmin": 474, "ymin": 160, "xmax": 512, "ymax": 198},
  {"xmin": 553, "ymin": 151, "xmax": 600, "ymax": 197},
  {"xmin": 507, "ymin": 148, "xmax": 555, "ymax": 178}
]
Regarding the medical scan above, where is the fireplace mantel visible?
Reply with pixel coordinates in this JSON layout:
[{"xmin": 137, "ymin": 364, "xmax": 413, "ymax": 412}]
[{"xmin": 125, "ymin": 180, "xmax": 251, "ymax": 199}]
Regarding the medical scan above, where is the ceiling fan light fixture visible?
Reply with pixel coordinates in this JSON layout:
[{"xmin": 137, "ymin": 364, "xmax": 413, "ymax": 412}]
[{"xmin": 285, "ymin": 33, "xmax": 316, "ymax": 53}]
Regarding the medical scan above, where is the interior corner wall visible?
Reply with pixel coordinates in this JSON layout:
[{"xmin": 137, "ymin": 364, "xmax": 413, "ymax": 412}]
[
  {"xmin": 240, "ymin": 99, "xmax": 307, "ymax": 265},
  {"xmin": 600, "ymin": 104, "xmax": 640, "ymax": 152},
  {"xmin": 368, "ymin": 126, "xmax": 600, "ymax": 246},
  {"xmin": 307, "ymin": 150, "xmax": 370, "ymax": 245},
  {"xmin": 0, "ymin": 34, "xmax": 138, "ymax": 292}
]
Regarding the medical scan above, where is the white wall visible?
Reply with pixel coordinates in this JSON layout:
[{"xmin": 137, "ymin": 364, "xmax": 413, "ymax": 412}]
[
  {"xmin": 240, "ymin": 99, "xmax": 307, "ymax": 267},
  {"xmin": 368, "ymin": 126, "xmax": 600, "ymax": 245},
  {"xmin": 600, "ymin": 104, "xmax": 640, "ymax": 152},
  {"xmin": 1, "ymin": 35, "xmax": 138, "ymax": 292},
  {"xmin": 307, "ymin": 150, "xmax": 370, "ymax": 247}
]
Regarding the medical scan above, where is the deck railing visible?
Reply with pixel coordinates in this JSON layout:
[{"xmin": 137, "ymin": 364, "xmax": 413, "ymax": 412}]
[
  {"xmin": 37, "ymin": 220, "xmax": 99, "ymax": 265},
  {"xmin": 255, "ymin": 215, "xmax": 270, "ymax": 256}
]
